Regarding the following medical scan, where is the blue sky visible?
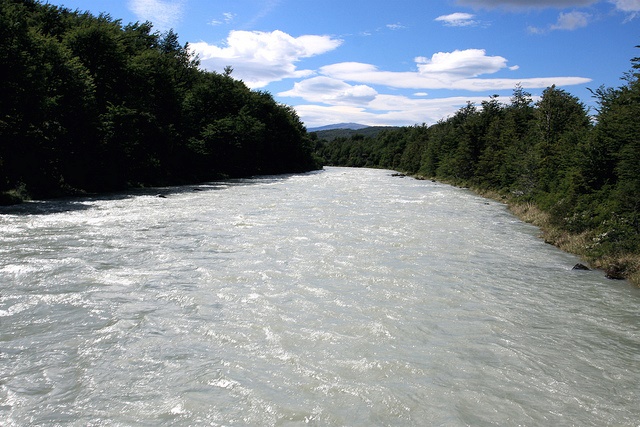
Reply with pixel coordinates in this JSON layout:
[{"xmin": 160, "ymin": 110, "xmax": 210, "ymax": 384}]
[{"xmin": 50, "ymin": 0, "xmax": 639, "ymax": 128}]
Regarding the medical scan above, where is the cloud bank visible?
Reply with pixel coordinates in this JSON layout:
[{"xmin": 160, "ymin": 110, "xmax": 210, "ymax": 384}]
[
  {"xmin": 314, "ymin": 50, "xmax": 589, "ymax": 92},
  {"xmin": 279, "ymin": 48, "xmax": 589, "ymax": 127},
  {"xmin": 190, "ymin": 27, "xmax": 592, "ymax": 127},
  {"xmin": 190, "ymin": 30, "xmax": 343, "ymax": 88}
]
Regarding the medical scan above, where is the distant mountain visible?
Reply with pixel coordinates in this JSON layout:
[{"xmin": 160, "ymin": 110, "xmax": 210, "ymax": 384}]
[
  {"xmin": 307, "ymin": 123, "xmax": 369, "ymax": 132},
  {"xmin": 312, "ymin": 126, "xmax": 400, "ymax": 142}
]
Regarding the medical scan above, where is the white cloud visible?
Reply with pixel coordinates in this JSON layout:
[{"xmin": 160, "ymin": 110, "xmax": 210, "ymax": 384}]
[
  {"xmin": 277, "ymin": 70, "xmax": 499, "ymax": 126},
  {"xmin": 386, "ymin": 23, "xmax": 407, "ymax": 30},
  {"xmin": 319, "ymin": 61, "xmax": 589, "ymax": 92},
  {"xmin": 190, "ymin": 30, "xmax": 342, "ymax": 88},
  {"xmin": 456, "ymin": 0, "xmax": 597, "ymax": 8},
  {"xmin": 128, "ymin": 0, "xmax": 185, "ymax": 31},
  {"xmin": 610, "ymin": 0, "xmax": 640, "ymax": 20},
  {"xmin": 279, "ymin": 59, "xmax": 583, "ymax": 127},
  {"xmin": 416, "ymin": 49, "xmax": 507, "ymax": 78},
  {"xmin": 315, "ymin": 50, "xmax": 590, "ymax": 92},
  {"xmin": 291, "ymin": 96, "xmax": 495, "ymax": 128},
  {"xmin": 209, "ymin": 12, "xmax": 236, "ymax": 26},
  {"xmin": 529, "ymin": 10, "xmax": 591, "ymax": 32},
  {"xmin": 277, "ymin": 47, "xmax": 590, "ymax": 126},
  {"xmin": 279, "ymin": 77, "xmax": 377, "ymax": 106},
  {"xmin": 550, "ymin": 11, "xmax": 591, "ymax": 29},
  {"xmin": 459, "ymin": 0, "xmax": 638, "ymax": 14},
  {"xmin": 611, "ymin": 0, "xmax": 640, "ymax": 10},
  {"xmin": 435, "ymin": 12, "xmax": 479, "ymax": 26}
]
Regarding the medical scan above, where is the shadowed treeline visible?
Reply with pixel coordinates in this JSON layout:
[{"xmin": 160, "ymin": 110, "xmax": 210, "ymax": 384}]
[{"xmin": 0, "ymin": 0, "xmax": 321, "ymax": 202}]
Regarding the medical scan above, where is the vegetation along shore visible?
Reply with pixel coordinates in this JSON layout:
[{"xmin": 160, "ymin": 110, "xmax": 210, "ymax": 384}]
[
  {"xmin": 0, "ymin": 0, "xmax": 321, "ymax": 205},
  {"xmin": 316, "ymin": 48, "xmax": 640, "ymax": 286}
]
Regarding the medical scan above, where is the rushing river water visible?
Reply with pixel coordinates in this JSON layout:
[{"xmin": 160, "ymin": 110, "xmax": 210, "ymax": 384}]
[{"xmin": 0, "ymin": 167, "xmax": 638, "ymax": 426}]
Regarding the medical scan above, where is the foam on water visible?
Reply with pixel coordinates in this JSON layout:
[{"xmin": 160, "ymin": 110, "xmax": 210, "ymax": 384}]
[{"xmin": 1, "ymin": 167, "xmax": 639, "ymax": 426}]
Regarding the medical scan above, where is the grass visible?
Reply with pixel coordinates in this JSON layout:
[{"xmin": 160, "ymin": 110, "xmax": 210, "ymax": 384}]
[
  {"xmin": 404, "ymin": 170, "xmax": 640, "ymax": 287},
  {"xmin": 507, "ymin": 201, "xmax": 640, "ymax": 287},
  {"xmin": 0, "ymin": 185, "xmax": 29, "ymax": 206},
  {"xmin": 440, "ymin": 181, "xmax": 640, "ymax": 287}
]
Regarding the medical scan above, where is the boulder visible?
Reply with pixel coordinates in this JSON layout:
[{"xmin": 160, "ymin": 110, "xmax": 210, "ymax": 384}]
[
  {"xmin": 572, "ymin": 263, "xmax": 590, "ymax": 271},
  {"xmin": 605, "ymin": 265, "xmax": 625, "ymax": 280}
]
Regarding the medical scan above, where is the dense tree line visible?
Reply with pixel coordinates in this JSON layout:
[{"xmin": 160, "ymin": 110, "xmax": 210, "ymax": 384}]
[
  {"xmin": 318, "ymin": 50, "xmax": 640, "ymax": 282},
  {"xmin": 0, "ymin": 0, "xmax": 320, "ymax": 202}
]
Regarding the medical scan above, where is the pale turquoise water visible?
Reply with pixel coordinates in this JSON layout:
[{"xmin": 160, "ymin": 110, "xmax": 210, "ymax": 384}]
[{"xmin": 1, "ymin": 167, "xmax": 638, "ymax": 426}]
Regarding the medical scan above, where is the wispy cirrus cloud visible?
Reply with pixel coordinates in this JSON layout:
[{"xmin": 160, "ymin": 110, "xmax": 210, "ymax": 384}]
[
  {"xmin": 190, "ymin": 30, "xmax": 342, "ymax": 88},
  {"xmin": 456, "ymin": 0, "xmax": 598, "ymax": 8},
  {"xmin": 458, "ymin": 0, "xmax": 640, "ymax": 14},
  {"xmin": 529, "ymin": 10, "xmax": 591, "ymax": 33},
  {"xmin": 456, "ymin": 0, "xmax": 638, "ymax": 23},
  {"xmin": 550, "ymin": 10, "xmax": 591, "ymax": 29},
  {"xmin": 435, "ymin": 12, "xmax": 481, "ymax": 26},
  {"xmin": 386, "ymin": 22, "xmax": 407, "ymax": 30},
  {"xmin": 313, "ymin": 49, "xmax": 588, "ymax": 92},
  {"xmin": 242, "ymin": 0, "xmax": 282, "ymax": 29},
  {"xmin": 128, "ymin": 0, "xmax": 185, "ymax": 31},
  {"xmin": 209, "ymin": 12, "xmax": 236, "ymax": 26},
  {"xmin": 611, "ymin": 0, "xmax": 640, "ymax": 11},
  {"xmin": 415, "ymin": 49, "xmax": 506, "ymax": 78},
  {"xmin": 610, "ymin": 0, "xmax": 640, "ymax": 20}
]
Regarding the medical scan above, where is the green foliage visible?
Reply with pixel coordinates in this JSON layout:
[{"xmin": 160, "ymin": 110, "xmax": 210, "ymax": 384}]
[
  {"xmin": 0, "ymin": 0, "xmax": 319, "ymax": 200},
  {"xmin": 317, "ymin": 48, "xmax": 640, "ymax": 266}
]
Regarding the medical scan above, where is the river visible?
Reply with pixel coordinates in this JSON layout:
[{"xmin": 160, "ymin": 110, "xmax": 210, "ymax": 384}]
[{"xmin": 1, "ymin": 167, "xmax": 638, "ymax": 426}]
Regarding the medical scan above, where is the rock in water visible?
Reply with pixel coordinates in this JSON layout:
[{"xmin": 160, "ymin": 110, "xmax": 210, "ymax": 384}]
[{"xmin": 572, "ymin": 263, "xmax": 590, "ymax": 270}]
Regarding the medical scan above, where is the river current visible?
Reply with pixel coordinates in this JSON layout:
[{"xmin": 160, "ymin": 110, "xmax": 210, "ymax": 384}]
[{"xmin": 0, "ymin": 167, "xmax": 638, "ymax": 426}]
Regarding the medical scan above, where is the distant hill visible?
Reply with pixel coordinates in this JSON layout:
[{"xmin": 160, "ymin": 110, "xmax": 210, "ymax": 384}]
[
  {"xmin": 307, "ymin": 123, "xmax": 369, "ymax": 132},
  {"xmin": 311, "ymin": 126, "xmax": 400, "ymax": 141}
]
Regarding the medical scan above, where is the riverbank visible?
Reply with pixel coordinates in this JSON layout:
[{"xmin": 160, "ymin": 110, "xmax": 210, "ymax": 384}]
[
  {"xmin": 507, "ymin": 200, "xmax": 640, "ymax": 287},
  {"xmin": 407, "ymin": 172, "xmax": 639, "ymax": 286},
  {"xmin": 464, "ymin": 184, "xmax": 639, "ymax": 287}
]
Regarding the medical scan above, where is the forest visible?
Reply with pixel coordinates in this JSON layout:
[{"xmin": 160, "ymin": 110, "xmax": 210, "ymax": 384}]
[
  {"xmin": 317, "ymin": 51, "xmax": 640, "ymax": 285},
  {"xmin": 0, "ymin": 0, "xmax": 321, "ymax": 202}
]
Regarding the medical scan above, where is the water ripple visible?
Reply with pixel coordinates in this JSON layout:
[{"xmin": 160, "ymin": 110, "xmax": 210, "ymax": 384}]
[{"xmin": 0, "ymin": 167, "xmax": 638, "ymax": 426}]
